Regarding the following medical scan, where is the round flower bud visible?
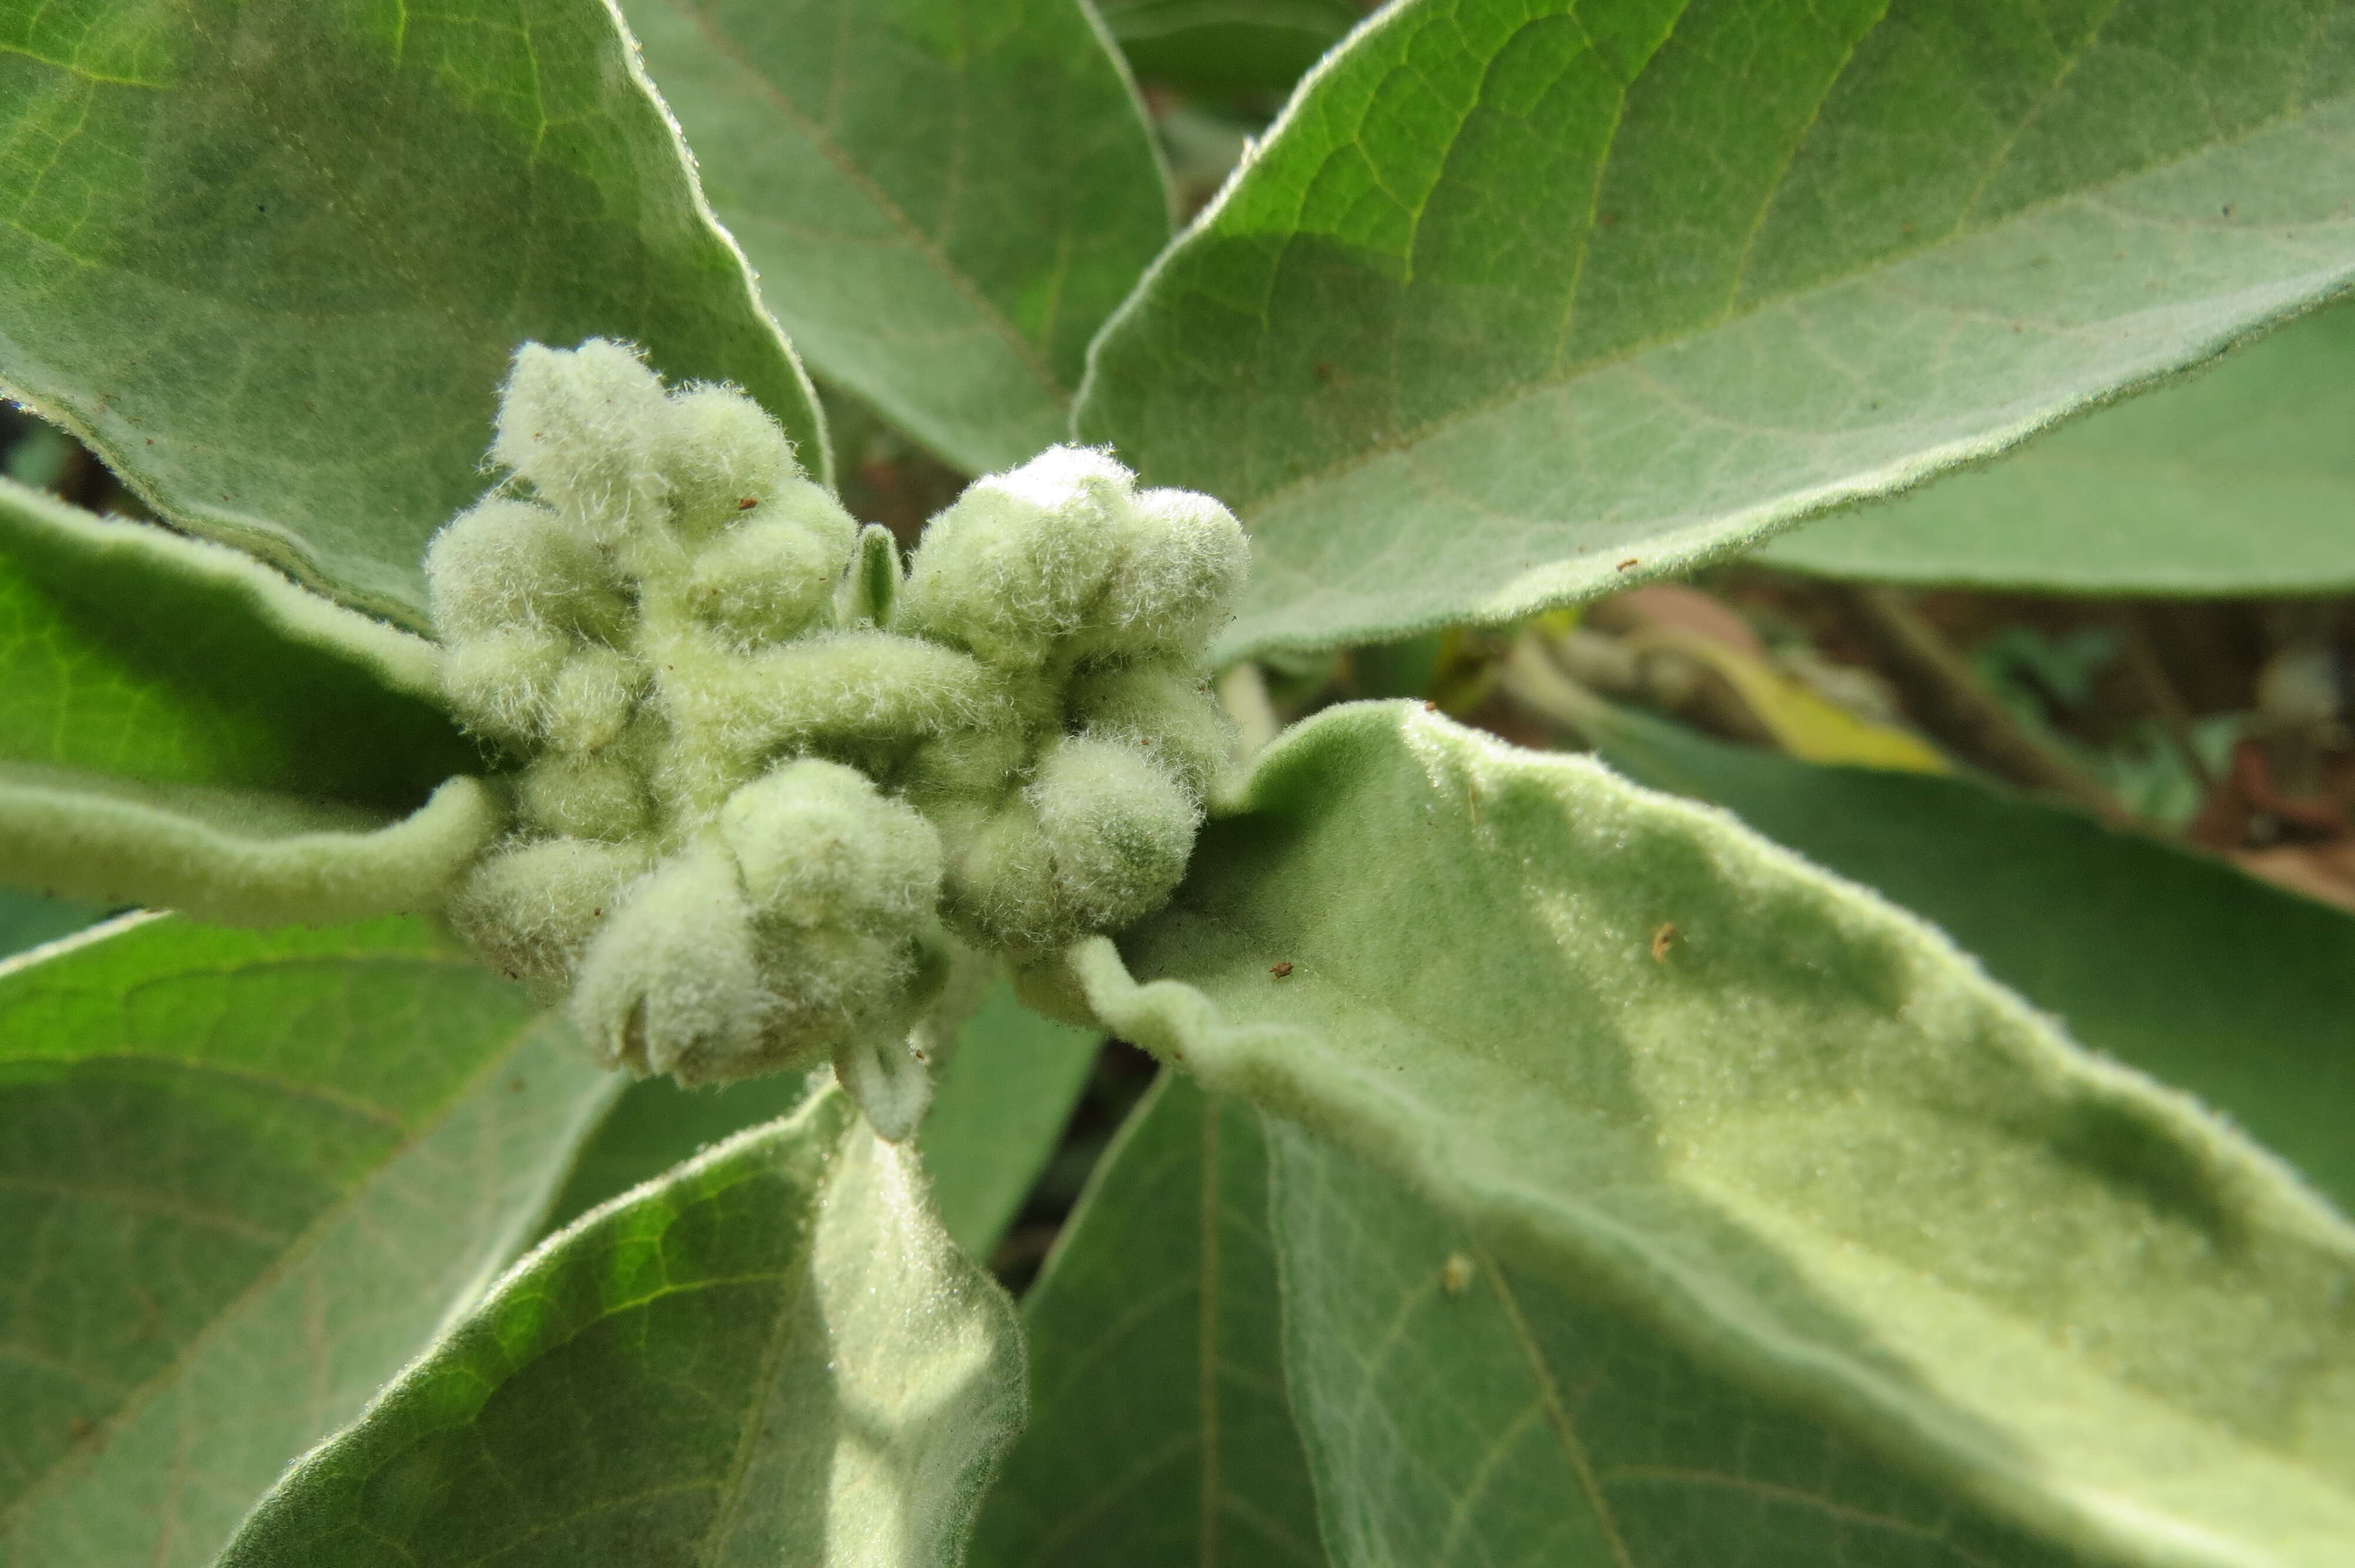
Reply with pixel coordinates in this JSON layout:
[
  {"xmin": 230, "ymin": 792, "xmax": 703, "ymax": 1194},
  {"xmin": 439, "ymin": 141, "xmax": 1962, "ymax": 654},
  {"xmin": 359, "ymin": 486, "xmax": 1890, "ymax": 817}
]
[
  {"xmin": 1065, "ymin": 660, "xmax": 1234, "ymax": 795},
  {"xmin": 894, "ymin": 446, "xmax": 1133, "ymax": 669},
  {"xmin": 541, "ymin": 646, "xmax": 647, "ymax": 755},
  {"xmin": 424, "ymin": 496, "xmax": 623, "ymax": 644},
  {"xmin": 1029, "ymin": 735, "xmax": 1199, "ymax": 932},
  {"xmin": 686, "ymin": 516, "xmax": 846, "ymax": 647},
  {"xmin": 491, "ymin": 340, "xmax": 674, "ymax": 537},
  {"xmin": 659, "ymin": 384, "xmax": 834, "ymax": 543},
  {"xmin": 941, "ymin": 795, "xmax": 1062, "ymax": 950},
  {"xmin": 448, "ymin": 835, "xmax": 651, "ymax": 998},
  {"xmin": 570, "ymin": 844, "xmax": 772, "ymax": 1082},
  {"xmin": 442, "ymin": 626, "xmax": 569, "ymax": 743},
  {"xmin": 719, "ymin": 759, "xmax": 941, "ymax": 931},
  {"xmin": 518, "ymin": 752, "xmax": 654, "ymax": 842},
  {"xmin": 897, "ymin": 723, "xmax": 1028, "ymax": 809},
  {"xmin": 1072, "ymin": 486, "xmax": 1249, "ymax": 662}
]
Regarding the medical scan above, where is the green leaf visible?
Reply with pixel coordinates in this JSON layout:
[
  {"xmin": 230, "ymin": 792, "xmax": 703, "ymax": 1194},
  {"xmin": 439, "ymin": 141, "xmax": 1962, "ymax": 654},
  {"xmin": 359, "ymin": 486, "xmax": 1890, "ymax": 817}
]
[
  {"xmin": 0, "ymin": 479, "xmax": 466, "ymax": 803},
  {"xmin": 970, "ymin": 1070, "xmax": 1325, "ymax": 1568},
  {"xmin": 923, "ymin": 983, "xmax": 1100, "ymax": 1260},
  {"xmin": 532, "ymin": 1068, "xmax": 819, "ymax": 1239},
  {"xmin": 1076, "ymin": 0, "xmax": 2355, "ymax": 659},
  {"xmin": 621, "ymin": 0, "xmax": 1170, "ymax": 475},
  {"xmin": 1072, "ymin": 702, "xmax": 2355, "ymax": 1567},
  {"xmin": 1100, "ymin": 0, "xmax": 1364, "ymax": 97},
  {"xmin": 1265, "ymin": 1117, "xmax": 2083, "ymax": 1567},
  {"xmin": 0, "ymin": 480, "xmax": 503, "ymax": 922},
  {"xmin": 0, "ymin": 0, "xmax": 824, "ymax": 625},
  {"xmin": 1583, "ymin": 703, "xmax": 2355, "ymax": 1212},
  {"xmin": 0, "ymin": 912, "xmax": 619, "ymax": 1568},
  {"xmin": 1760, "ymin": 295, "xmax": 2355, "ymax": 593},
  {"xmin": 222, "ymin": 1080, "xmax": 1027, "ymax": 1568}
]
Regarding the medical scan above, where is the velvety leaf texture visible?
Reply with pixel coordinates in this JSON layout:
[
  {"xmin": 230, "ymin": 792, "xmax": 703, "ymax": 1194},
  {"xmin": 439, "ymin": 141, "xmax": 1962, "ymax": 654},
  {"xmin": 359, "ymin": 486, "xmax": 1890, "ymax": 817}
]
[
  {"xmin": 1075, "ymin": 702, "xmax": 2355, "ymax": 1567},
  {"xmin": 1584, "ymin": 704, "xmax": 2355, "ymax": 1214},
  {"xmin": 970, "ymin": 1071, "xmax": 1326, "ymax": 1568},
  {"xmin": 622, "ymin": 0, "xmax": 1170, "ymax": 474},
  {"xmin": 1763, "ymin": 294, "xmax": 2355, "ymax": 592},
  {"xmin": 1078, "ymin": 0, "xmax": 2355, "ymax": 657},
  {"xmin": 1266, "ymin": 1118, "xmax": 2096, "ymax": 1568},
  {"xmin": 0, "ymin": 0, "xmax": 825, "ymax": 625},
  {"xmin": 223, "ymin": 1082, "xmax": 1027, "ymax": 1568},
  {"xmin": 0, "ymin": 913, "xmax": 618, "ymax": 1568}
]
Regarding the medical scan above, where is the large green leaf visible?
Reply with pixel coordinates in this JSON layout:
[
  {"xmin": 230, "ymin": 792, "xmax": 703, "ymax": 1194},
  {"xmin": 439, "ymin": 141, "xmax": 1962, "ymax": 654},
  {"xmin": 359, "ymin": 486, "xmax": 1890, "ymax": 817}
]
[
  {"xmin": 970, "ymin": 1071, "xmax": 1325, "ymax": 1568},
  {"xmin": 1583, "ymin": 703, "xmax": 2355, "ymax": 1212},
  {"xmin": 1763, "ymin": 295, "xmax": 2355, "ymax": 593},
  {"xmin": 622, "ymin": 0, "xmax": 1169, "ymax": 475},
  {"xmin": 1072, "ymin": 702, "xmax": 2355, "ymax": 1567},
  {"xmin": 0, "ymin": 913, "xmax": 618, "ymax": 1568},
  {"xmin": 0, "ymin": 0, "xmax": 824, "ymax": 625},
  {"xmin": 1077, "ymin": 0, "xmax": 2355, "ymax": 658},
  {"xmin": 222, "ymin": 1080, "xmax": 1027, "ymax": 1568},
  {"xmin": 1266, "ymin": 1117, "xmax": 2085, "ymax": 1568}
]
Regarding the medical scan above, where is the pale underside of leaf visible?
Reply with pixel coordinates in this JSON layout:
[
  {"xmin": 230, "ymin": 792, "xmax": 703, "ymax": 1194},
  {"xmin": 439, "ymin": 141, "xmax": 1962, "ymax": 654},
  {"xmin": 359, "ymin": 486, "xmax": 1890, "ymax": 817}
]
[
  {"xmin": 0, "ymin": 0, "xmax": 825, "ymax": 627},
  {"xmin": 0, "ymin": 769, "xmax": 499, "ymax": 926},
  {"xmin": 622, "ymin": 0, "xmax": 1170, "ymax": 476},
  {"xmin": 1076, "ymin": 0, "xmax": 2355, "ymax": 659},
  {"xmin": 1267, "ymin": 1113, "xmax": 2101, "ymax": 1568},
  {"xmin": 219, "ymin": 1081, "xmax": 1027, "ymax": 1568},
  {"xmin": 0, "ymin": 913, "xmax": 620, "ymax": 1568},
  {"xmin": 1072, "ymin": 702, "xmax": 2355, "ymax": 1568}
]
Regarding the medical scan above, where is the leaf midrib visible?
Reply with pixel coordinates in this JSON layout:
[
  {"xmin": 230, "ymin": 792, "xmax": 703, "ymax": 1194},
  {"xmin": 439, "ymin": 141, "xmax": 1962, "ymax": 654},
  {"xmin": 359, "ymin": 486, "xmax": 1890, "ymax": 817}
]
[
  {"xmin": 657, "ymin": 0, "xmax": 1069, "ymax": 404},
  {"xmin": 1209, "ymin": 54, "xmax": 2355, "ymax": 523}
]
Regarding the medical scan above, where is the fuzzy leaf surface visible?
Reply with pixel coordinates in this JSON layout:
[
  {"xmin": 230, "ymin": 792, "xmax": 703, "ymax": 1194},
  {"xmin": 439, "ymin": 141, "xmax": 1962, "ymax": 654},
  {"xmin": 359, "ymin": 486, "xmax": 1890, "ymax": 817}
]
[
  {"xmin": 622, "ymin": 0, "xmax": 1169, "ymax": 474},
  {"xmin": 1078, "ymin": 0, "xmax": 2355, "ymax": 657},
  {"xmin": 970, "ymin": 1071, "xmax": 1325, "ymax": 1568},
  {"xmin": 1268, "ymin": 1118, "xmax": 2109, "ymax": 1567},
  {"xmin": 1076, "ymin": 701, "xmax": 2355, "ymax": 1567},
  {"xmin": 0, "ymin": 913, "xmax": 618, "ymax": 1568},
  {"xmin": 1763, "ymin": 296, "xmax": 2355, "ymax": 592},
  {"xmin": 223, "ymin": 1081, "xmax": 1027, "ymax": 1568},
  {"xmin": 0, "ymin": 0, "xmax": 824, "ymax": 624},
  {"xmin": 1586, "ymin": 705, "xmax": 2355, "ymax": 1211}
]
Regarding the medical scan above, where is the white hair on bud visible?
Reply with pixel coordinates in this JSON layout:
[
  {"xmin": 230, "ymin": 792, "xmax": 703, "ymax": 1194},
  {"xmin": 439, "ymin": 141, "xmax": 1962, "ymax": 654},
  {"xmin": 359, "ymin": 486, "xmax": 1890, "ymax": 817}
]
[
  {"xmin": 1028, "ymin": 735, "xmax": 1200, "ymax": 932},
  {"xmin": 894, "ymin": 445, "xmax": 1135, "ymax": 669},
  {"xmin": 659, "ymin": 383, "xmax": 815, "ymax": 540},
  {"xmin": 518, "ymin": 752, "xmax": 653, "ymax": 842},
  {"xmin": 721, "ymin": 758, "xmax": 941, "ymax": 930},
  {"xmin": 425, "ymin": 497, "xmax": 621, "ymax": 644},
  {"xmin": 441, "ymin": 627, "xmax": 569, "ymax": 743},
  {"xmin": 571, "ymin": 843, "xmax": 772, "ymax": 1082},
  {"xmin": 448, "ymin": 835, "xmax": 652, "ymax": 999},
  {"xmin": 1066, "ymin": 659, "xmax": 1235, "ymax": 795},
  {"xmin": 491, "ymin": 340, "xmax": 674, "ymax": 537},
  {"xmin": 687, "ymin": 516, "xmax": 846, "ymax": 647},
  {"xmin": 1080, "ymin": 486, "xmax": 1249, "ymax": 661}
]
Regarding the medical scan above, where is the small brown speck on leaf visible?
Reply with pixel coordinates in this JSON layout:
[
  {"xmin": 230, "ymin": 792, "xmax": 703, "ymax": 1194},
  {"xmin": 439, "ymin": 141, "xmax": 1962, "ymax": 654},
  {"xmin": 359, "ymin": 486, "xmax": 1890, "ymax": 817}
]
[
  {"xmin": 1617, "ymin": 557, "xmax": 1639, "ymax": 571},
  {"xmin": 737, "ymin": 496, "xmax": 759, "ymax": 510},
  {"xmin": 1442, "ymin": 1254, "xmax": 1475, "ymax": 1294},
  {"xmin": 1421, "ymin": 699, "xmax": 1438, "ymax": 712},
  {"xmin": 1270, "ymin": 961, "xmax": 1295, "ymax": 979},
  {"xmin": 1651, "ymin": 922, "xmax": 1677, "ymax": 962}
]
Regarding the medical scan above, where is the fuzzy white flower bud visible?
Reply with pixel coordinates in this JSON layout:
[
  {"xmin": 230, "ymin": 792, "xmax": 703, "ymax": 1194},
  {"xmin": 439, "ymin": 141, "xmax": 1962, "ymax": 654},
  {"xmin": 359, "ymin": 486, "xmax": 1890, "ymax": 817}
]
[
  {"xmin": 1029, "ymin": 735, "xmax": 1199, "ymax": 931},
  {"xmin": 688, "ymin": 516, "xmax": 848, "ymax": 647},
  {"xmin": 1066, "ymin": 660, "xmax": 1234, "ymax": 795},
  {"xmin": 448, "ymin": 836, "xmax": 652, "ymax": 998},
  {"xmin": 491, "ymin": 340, "xmax": 674, "ymax": 537},
  {"xmin": 571, "ymin": 844, "xmax": 771, "ymax": 1082},
  {"xmin": 426, "ymin": 497, "xmax": 623, "ymax": 645}
]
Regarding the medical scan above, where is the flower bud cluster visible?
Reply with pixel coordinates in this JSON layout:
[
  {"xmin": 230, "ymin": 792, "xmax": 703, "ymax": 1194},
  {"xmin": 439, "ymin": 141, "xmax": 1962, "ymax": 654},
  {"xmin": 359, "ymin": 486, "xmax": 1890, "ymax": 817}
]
[{"xmin": 430, "ymin": 340, "xmax": 1243, "ymax": 1111}]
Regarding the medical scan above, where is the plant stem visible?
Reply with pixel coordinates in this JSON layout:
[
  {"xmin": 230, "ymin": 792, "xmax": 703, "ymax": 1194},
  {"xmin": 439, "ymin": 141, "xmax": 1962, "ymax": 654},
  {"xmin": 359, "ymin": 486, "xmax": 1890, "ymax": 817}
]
[{"xmin": 1828, "ymin": 584, "xmax": 2131, "ymax": 823}]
